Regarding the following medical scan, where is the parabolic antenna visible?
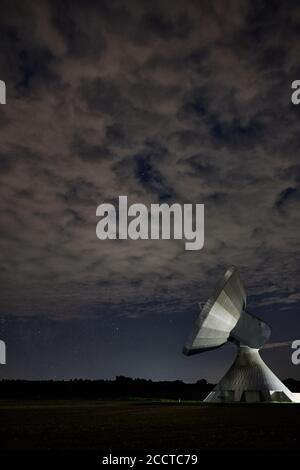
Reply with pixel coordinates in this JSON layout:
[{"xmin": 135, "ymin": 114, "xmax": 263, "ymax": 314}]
[{"xmin": 183, "ymin": 267, "xmax": 299, "ymax": 403}]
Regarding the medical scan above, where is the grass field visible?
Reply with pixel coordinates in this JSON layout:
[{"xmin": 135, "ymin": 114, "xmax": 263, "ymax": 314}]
[{"xmin": 0, "ymin": 400, "xmax": 300, "ymax": 451}]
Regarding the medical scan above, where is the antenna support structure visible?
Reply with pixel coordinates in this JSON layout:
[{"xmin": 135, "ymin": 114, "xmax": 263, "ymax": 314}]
[{"xmin": 183, "ymin": 267, "xmax": 299, "ymax": 403}]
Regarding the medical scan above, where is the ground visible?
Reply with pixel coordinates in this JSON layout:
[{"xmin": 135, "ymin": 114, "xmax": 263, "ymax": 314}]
[{"xmin": 0, "ymin": 400, "xmax": 299, "ymax": 451}]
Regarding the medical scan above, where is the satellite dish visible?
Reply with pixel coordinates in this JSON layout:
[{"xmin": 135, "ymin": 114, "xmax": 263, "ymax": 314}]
[{"xmin": 183, "ymin": 267, "xmax": 299, "ymax": 403}]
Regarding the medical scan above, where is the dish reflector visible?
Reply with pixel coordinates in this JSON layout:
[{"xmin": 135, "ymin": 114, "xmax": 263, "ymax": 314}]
[{"xmin": 183, "ymin": 266, "xmax": 271, "ymax": 355}]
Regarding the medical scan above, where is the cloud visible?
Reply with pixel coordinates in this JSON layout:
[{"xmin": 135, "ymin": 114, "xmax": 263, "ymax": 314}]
[{"xmin": 0, "ymin": 0, "xmax": 300, "ymax": 320}]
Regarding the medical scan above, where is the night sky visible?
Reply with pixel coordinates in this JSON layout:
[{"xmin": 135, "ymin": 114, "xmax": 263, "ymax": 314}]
[{"xmin": 0, "ymin": 0, "xmax": 300, "ymax": 382}]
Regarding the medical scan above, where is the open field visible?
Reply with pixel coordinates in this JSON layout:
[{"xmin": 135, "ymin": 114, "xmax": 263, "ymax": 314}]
[{"xmin": 0, "ymin": 400, "xmax": 300, "ymax": 451}]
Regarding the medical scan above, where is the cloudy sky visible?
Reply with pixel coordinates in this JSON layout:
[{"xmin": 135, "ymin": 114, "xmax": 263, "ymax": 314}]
[{"xmin": 0, "ymin": 0, "xmax": 300, "ymax": 381}]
